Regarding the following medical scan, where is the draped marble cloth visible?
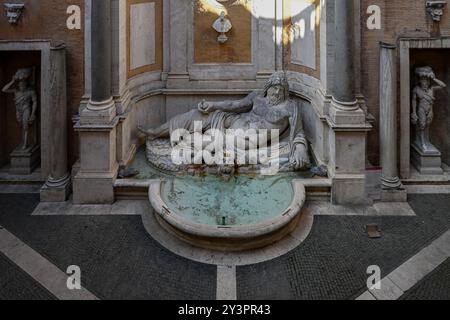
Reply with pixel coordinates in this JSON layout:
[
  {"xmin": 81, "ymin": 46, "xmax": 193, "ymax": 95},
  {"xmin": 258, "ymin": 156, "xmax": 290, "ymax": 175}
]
[{"xmin": 165, "ymin": 100, "xmax": 308, "ymax": 169}]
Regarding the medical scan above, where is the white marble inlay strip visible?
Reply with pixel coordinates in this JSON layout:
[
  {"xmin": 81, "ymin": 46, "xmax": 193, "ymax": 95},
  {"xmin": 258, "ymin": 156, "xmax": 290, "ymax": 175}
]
[
  {"xmin": 305, "ymin": 201, "xmax": 416, "ymax": 217},
  {"xmin": 32, "ymin": 200, "xmax": 149, "ymax": 216},
  {"xmin": 356, "ymin": 228, "xmax": 450, "ymax": 300},
  {"xmin": 0, "ymin": 226, "xmax": 98, "ymax": 300},
  {"xmin": 405, "ymin": 185, "xmax": 450, "ymax": 194},
  {"xmin": 217, "ymin": 265, "xmax": 237, "ymax": 300}
]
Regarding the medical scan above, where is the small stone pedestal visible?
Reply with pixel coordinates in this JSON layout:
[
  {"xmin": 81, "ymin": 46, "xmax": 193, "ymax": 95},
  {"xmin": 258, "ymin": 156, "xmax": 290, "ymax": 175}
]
[
  {"xmin": 411, "ymin": 144, "xmax": 443, "ymax": 175},
  {"xmin": 9, "ymin": 145, "xmax": 40, "ymax": 175},
  {"xmin": 381, "ymin": 187, "xmax": 408, "ymax": 202}
]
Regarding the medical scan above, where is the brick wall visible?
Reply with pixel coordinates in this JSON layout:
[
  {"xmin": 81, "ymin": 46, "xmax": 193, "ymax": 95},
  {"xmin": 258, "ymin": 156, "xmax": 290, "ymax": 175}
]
[
  {"xmin": 360, "ymin": 0, "xmax": 450, "ymax": 165},
  {"xmin": 0, "ymin": 0, "xmax": 84, "ymax": 166}
]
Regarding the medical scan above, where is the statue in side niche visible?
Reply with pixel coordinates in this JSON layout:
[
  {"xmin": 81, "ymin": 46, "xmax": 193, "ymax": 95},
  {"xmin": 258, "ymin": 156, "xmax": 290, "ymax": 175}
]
[
  {"xmin": 139, "ymin": 72, "xmax": 312, "ymax": 174},
  {"xmin": 213, "ymin": 11, "xmax": 232, "ymax": 44},
  {"xmin": 411, "ymin": 66, "xmax": 447, "ymax": 153},
  {"xmin": 1, "ymin": 68, "xmax": 38, "ymax": 150}
]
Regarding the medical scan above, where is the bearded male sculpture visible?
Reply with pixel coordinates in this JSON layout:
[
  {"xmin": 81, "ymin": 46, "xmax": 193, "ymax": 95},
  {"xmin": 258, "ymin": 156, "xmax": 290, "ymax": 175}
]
[{"xmin": 139, "ymin": 72, "xmax": 311, "ymax": 173}]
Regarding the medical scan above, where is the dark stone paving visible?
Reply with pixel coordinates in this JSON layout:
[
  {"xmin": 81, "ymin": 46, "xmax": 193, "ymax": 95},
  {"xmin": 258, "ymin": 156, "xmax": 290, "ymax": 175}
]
[
  {"xmin": 0, "ymin": 194, "xmax": 449, "ymax": 300},
  {"xmin": 0, "ymin": 194, "xmax": 216, "ymax": 300},
  {"xmin": 237, "ymin": 194, "xmax": 450, "ymax": 300},
  {"xmin": 0, "ymin": 253, "xmax": 56, "ymax": 300},
  {"xmin": 401, "ymin": 258, "xmax": 450, "ymax": 300}
]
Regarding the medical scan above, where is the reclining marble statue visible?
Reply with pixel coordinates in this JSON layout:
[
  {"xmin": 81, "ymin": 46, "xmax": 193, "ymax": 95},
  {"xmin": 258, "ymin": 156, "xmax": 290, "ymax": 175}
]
[{"xmin": 139, "ymin": 72, "xmax": 311, "ymax": 174}]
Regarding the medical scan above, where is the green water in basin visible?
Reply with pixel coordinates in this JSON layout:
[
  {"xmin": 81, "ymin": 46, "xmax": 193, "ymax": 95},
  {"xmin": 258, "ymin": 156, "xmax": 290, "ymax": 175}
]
[
  {"xmin": 130, "ymin": 148, "xmax": 313, "ymax": 227},
  {"xmin": 161, "ymin": 175, "xmax": 295, "ymax": 226}
]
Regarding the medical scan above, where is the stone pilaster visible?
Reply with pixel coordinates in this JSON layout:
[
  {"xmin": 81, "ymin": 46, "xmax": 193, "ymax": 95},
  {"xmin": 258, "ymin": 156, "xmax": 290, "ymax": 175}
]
[
  {"xmin": 256, "ymin": 0, "xmax": 276, "ymax": 78},
  {"xmin": 167, "ymin": 0, "xmax": 189, "ymax": 86},
  {"xmin": 73, "ymin": 0, "xmax": 118, "ymax": 204},
  {"xmin": 379, "ymin": 43, "xmax": 406, "ymax": 201}
]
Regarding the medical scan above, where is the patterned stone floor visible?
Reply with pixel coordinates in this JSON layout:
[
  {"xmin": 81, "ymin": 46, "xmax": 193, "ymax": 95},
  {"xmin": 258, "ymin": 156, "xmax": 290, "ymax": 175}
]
[
  {"xmin": 0, "ymin": 193, "xmax": 449, "ymax": 300},
  {"xmin": 401, "ymin": 258, "xmax": 450, "ymax": 300},
  {"xmin": 237, "ymin": 194, "xmax": 450, "ymax": 300},
  {"xmin": 0, "ymin": 194, "xmax": 216, "ymax": 300},
  {"xmin": 0, "ymin": 253, "xmax": 56, "ymax": 300}
]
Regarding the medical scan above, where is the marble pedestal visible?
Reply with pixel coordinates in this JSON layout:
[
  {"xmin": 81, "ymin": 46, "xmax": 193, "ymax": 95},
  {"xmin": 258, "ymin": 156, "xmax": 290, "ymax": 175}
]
[
  {"xmin": 9, "ymin": 145, "xmax": 40, "ymax": 175},
  {"xmin": 411, "ymin": 144, "xmax": 443, "ymax": 175},
  {"xmin": 381, "ymin": 188, "xmax": 408, "ymax": 202}
]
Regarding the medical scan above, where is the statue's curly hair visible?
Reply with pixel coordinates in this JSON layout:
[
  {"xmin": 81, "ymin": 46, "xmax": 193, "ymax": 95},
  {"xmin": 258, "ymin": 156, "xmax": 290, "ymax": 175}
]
[
  {"xmin": 415, "ymin": 66, "xmax": 435, "ymax": 80},
  {"xmin": 263, "ymin": 71, "xmax": 290, "ymax": 100},
  {"xmin": 14, "ymin": 68, "xmax": 33, "ymax": 82}
]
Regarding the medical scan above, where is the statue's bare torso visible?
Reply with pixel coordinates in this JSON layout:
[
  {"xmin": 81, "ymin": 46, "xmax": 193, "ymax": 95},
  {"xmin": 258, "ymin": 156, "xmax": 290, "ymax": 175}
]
[{"xmin": 225, "ymin": 95, "xmax": 291, "ymax": 134}]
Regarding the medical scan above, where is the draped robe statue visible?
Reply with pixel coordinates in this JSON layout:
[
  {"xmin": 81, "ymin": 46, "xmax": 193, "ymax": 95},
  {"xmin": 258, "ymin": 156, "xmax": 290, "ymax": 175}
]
[{"xmin": 139, "ymin": 72, "xmax": 311, "ymax": 174}]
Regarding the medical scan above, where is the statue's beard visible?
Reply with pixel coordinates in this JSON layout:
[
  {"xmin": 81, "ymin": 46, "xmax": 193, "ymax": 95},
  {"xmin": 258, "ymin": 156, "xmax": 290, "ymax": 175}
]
[{"xmin": 267, "ymin": 94, "xmax": 284, "ymax": 106}]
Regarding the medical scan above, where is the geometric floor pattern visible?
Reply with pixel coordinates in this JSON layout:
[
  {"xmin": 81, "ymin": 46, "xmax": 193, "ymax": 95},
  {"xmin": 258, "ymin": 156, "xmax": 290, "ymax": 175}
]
[{"xmin": 0, "ymin": 194, "xmax": 449, "ymax": 300}]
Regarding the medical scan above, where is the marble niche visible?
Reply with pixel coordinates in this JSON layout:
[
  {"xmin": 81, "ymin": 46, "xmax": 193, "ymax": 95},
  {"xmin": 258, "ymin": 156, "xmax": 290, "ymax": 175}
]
[
  {"xmin": 410, "ymin": 49, "xmax": 450, "ymax": 175},
  {"xmin": 0, "ymin": 51, "xmax": 41, "ymax": 175}
]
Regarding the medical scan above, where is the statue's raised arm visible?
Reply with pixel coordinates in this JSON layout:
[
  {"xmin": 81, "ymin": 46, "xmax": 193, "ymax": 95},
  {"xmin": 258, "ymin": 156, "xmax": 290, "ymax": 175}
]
[
  {"xmin": 432, "ymin": 77, "xmax": 447, "ymax": 90},
  {"xmin": 1, "ymin": 75, "xmax": 18, "ymax": 94},
  {"xmin": 198, "ymin": 91, "xmax": 257, "ymax": 114}
]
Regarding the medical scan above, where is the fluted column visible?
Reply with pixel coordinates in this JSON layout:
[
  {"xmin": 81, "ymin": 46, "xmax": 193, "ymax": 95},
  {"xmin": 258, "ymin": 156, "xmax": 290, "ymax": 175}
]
[
  {"xmin": 379, "ymin": 43, "xmax": 406, "ymax": 202},
  {"xmin": 40, "ymin": 43, "xmax": 71, "ymax": 202},
  {"xmin": 379, "ymin": 43, "xmax": 401, "ymax": 189}
]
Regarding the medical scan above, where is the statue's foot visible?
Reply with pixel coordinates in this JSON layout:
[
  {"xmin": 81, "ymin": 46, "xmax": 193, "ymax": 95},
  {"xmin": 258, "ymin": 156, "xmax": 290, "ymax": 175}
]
[
  {"xmin": 138, "ymin": 126, "xmax": 158, "ymax": 140},
  {"xmin": 424, "ymin": 143, "xmax": 439, "ymax": 153},
  {"xmin": 138, "ymin": 126, "xmax": 148, "ymax": 136}
]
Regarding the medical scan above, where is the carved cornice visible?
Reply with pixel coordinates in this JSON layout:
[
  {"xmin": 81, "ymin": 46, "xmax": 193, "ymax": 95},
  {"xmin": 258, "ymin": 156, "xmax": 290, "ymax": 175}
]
[
  {"xmin": 4, "ymin": 3, "xmax": 24, "ymax": 24},
  {"xmin": 426, "ymin": 0, "xmax": 447, "ymax": 22}
]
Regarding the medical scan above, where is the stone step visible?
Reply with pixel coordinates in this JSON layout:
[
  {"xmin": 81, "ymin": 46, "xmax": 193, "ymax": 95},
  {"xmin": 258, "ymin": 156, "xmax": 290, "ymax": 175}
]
[
  {"xmin": 0, "ymin": 182, "xmax": 43, "ymax": 194},
  {"xmin": 114, "ymin": 178, "xmax": 332, "ymax": 201}
]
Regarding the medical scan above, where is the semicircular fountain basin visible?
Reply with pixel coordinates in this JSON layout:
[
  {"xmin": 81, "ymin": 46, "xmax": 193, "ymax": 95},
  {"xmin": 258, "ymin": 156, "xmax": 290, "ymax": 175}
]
[{"xmin": 148, "ymin": 174, "xmax": 306, "ymax": 252}]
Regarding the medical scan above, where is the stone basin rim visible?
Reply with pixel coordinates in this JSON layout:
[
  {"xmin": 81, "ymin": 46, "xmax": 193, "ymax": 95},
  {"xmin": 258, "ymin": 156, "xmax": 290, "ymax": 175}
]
[{"xmin": 148, "ymin": 179, "xmax": 306, "ymax": 240}]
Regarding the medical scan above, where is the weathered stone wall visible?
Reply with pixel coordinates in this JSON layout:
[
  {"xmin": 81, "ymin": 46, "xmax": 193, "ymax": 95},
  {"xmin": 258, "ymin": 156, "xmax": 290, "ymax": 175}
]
[
  {"xmin": 360, "ymin": 0, "xmax": 450, "ymax": 165},
  {"xmin": 0, "ymin": 0, "xmax": 84, "ymax": 166}
]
